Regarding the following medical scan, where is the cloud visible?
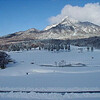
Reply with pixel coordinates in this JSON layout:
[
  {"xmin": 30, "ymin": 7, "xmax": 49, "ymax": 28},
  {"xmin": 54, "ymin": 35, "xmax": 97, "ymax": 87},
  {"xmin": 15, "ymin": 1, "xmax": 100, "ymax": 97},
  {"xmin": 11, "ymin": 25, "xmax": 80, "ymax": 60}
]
[{"xmin": 49, "ymin": 3, "xmax": 100, "ymax": 26}]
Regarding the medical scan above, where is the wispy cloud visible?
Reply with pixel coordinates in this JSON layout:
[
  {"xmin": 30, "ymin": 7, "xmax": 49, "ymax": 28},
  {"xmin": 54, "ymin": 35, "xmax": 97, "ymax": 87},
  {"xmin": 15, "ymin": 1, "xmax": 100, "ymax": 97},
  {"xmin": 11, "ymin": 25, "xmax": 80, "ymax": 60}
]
[{"xmin": 49, "ymin": 3, "xmax": 100, "ymax": 25}]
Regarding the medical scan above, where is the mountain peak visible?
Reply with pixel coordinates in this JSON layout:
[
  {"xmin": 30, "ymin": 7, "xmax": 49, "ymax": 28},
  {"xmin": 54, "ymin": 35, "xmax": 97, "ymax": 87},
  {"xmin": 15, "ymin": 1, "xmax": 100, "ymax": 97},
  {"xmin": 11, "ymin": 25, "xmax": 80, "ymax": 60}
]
[
  {"xmin": 26, "ymin": 28, "xmax": 39, "ymax": 33},
  {"xmin": 60, "ymin": 16, "xmax": 79, "ymax": 25},
  {"xmin": 44, "ymin": 16, "xmax": 79, "ymax": 30}
]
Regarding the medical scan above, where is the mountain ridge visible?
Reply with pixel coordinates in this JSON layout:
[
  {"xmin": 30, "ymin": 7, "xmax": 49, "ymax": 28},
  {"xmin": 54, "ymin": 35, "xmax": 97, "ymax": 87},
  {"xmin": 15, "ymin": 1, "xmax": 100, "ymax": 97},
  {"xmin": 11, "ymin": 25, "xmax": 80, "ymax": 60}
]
[{"xmin": 0, "ymin": 16, "xmax": 100, "ymax": 45}]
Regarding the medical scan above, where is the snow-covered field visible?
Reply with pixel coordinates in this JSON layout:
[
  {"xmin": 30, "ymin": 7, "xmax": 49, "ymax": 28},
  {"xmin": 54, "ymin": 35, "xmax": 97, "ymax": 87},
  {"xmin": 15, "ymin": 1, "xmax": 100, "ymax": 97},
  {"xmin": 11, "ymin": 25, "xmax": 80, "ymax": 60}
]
[{"xmin": 0, "ymin": 46, "xmax": 100, "ymax": 100}]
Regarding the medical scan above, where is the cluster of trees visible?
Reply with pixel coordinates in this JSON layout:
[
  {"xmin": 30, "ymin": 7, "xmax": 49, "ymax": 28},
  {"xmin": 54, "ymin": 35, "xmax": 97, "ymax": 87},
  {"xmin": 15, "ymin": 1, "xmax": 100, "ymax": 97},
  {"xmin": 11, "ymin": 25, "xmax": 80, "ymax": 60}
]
[
  {"xmin": 77, "ymin": 46, "xmax": 94, "ymax": 53},
  {"xmin": 6, "ymin": 42, "xmax": 71, "ymax": 52},
  {"xmin": 39, "ymin": 44, "xmax": 71, "ymax": 52},
  {"xmin": 0, "ymin": 39, "xmax": 95, "ymax": 53},
  {"xmin": 0, "ymin": 51, "xmax": 11, "ymax": 69},
  {"xmin": 54, "ymin": 60, "xmax": 66, "ymax": 67},
  {"xmin": 0, "ymin": 39, "xmax": 70, "ymax": 51},
  {"xmin": 0, "ymin": 45, "xmax": 9, "ymax": 51},
  {"xmin": 7, "ymin": 42, "xmax": 41, "ymax": 51},
  {"xmin": 2, "ymin": 39, "xmax": 70, "ymax": 52},
  {"xmin": 70, "ymin": 36, "xmax": 100, "ymax": 49},
  {"xmin": 87, "ymin": 46, "xmax": 94, "ymax": 52},
  {"xmin": 0, "ymin": 37, "xmax": 99, "ymax": 51}
]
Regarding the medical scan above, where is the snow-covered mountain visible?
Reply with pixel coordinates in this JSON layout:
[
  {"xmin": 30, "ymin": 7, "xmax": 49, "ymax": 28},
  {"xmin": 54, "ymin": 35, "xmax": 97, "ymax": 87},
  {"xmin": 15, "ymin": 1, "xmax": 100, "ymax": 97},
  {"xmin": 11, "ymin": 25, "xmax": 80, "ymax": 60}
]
[
  {"xmin": 1, "ymin": 16, "xmax": 100, "ymax": 45},
  {"xmin": 43, "ymin": 16, "xmax": 100, "ymax": 39},
  {"xmin": 44, "ymin": 16, "xmax": 79, "ymax": 30}
]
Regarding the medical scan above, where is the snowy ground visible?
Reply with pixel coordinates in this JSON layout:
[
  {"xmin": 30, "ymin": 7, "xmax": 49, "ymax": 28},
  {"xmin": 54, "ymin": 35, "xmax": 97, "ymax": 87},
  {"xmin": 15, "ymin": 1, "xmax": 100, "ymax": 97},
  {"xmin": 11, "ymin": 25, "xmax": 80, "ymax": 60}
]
[{"xmin": 0, "ymin": 46, "xmax": 100, "ymax": 100}]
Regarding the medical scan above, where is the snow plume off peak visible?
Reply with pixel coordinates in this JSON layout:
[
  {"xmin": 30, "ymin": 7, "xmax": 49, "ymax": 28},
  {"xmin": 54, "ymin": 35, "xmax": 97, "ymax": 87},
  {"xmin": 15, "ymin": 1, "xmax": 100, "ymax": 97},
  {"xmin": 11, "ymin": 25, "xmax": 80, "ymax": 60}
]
[{"xmin": 49, "ymin": 3, "xmax": 100, "ymax": 26}]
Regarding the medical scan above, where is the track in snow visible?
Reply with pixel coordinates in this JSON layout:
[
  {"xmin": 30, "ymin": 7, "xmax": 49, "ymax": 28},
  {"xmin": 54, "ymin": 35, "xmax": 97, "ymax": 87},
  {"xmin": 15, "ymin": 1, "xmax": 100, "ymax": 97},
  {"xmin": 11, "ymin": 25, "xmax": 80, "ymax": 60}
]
[{"xmin": 0, "ymin": 90, "xmax": 100, "ymax": 95}]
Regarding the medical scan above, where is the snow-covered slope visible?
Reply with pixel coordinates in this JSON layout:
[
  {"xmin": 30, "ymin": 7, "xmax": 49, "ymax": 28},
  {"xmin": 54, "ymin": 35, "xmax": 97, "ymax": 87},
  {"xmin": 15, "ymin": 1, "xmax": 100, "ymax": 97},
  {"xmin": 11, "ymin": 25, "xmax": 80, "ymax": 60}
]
[{"xmin": 44, "ymin": 23, "xmax": 59, "ymax": 30}]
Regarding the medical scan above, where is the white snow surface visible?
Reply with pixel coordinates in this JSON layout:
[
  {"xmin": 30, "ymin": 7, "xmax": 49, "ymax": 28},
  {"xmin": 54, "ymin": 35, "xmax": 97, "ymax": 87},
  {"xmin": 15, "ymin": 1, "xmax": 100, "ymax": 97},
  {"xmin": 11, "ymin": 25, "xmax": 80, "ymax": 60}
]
[
  {"xmin": 44, "ymin": 23, "xmax": 59, "ymax": 30},
  {"xmin": 0, "ymin": 46, "xmax": 100, "ymax": 100}
]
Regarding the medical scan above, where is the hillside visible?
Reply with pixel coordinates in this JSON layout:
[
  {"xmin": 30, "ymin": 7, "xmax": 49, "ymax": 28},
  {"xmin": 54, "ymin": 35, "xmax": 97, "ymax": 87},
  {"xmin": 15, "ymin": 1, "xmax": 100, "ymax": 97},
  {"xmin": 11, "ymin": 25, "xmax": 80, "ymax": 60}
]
[{"xmin": 0, "ymin": 16, "xmax": 100, "ymax": 50}]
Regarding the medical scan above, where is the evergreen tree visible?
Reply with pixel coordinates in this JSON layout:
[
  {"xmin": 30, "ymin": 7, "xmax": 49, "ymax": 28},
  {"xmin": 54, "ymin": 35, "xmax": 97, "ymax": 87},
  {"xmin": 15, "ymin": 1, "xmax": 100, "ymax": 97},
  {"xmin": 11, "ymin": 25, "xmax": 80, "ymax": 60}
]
[
  {"xmin": 91, "ymin": 47, "xmax": 94, "ymax": 52},
  {"xmin": 68, "ymin": 45, "xmax": 70, "ymax": 51},
  {"xmin": 65, "ymin": 45, "xmax": 68, "ymax": 50},
  {"xmin": 87, "ymin": 47, "xmax": 89, "ymax": 52}
]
